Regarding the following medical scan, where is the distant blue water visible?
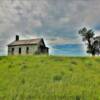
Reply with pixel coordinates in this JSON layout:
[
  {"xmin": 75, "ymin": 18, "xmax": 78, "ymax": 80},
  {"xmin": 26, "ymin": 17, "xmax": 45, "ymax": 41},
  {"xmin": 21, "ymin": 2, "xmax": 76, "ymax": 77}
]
[{"xmin": 50, "ymin": 44, "xmax": 87, "ymax": 56}]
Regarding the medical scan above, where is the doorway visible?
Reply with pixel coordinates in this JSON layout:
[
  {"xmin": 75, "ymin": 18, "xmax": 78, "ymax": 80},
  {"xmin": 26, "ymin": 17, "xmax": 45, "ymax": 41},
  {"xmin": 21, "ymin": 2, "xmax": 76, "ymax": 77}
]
[{"xmin": 19, "ymin": 48, "xmax": 21, "ymax": 54}]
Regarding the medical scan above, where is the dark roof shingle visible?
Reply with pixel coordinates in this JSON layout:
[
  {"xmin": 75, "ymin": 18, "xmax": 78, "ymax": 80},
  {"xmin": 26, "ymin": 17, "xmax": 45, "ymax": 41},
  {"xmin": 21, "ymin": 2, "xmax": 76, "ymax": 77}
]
[{"xmin": 8, "ymin": 38, "xmax": 42, "ymax": 46}]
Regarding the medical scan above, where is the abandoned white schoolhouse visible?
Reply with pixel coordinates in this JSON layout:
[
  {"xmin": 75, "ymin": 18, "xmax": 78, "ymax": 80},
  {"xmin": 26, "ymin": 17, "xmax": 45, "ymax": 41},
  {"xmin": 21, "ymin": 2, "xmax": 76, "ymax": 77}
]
[{"xmin": 8, "ymin": 35, "xmax": 49, "ymax": 55}]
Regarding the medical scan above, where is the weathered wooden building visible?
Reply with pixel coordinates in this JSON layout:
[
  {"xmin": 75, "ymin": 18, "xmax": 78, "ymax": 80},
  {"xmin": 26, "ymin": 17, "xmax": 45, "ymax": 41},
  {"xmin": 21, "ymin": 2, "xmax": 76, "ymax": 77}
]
[{"xmin": 8, "ymin": 35, "xmax": 49, "ymax": 55}]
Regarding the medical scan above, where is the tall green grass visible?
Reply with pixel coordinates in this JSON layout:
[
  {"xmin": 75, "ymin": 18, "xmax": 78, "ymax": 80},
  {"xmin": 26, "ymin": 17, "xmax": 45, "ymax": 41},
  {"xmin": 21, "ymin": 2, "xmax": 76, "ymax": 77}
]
[{"xmin": 0, "ymin": 56, "xmax": 100, "ymax": 100}]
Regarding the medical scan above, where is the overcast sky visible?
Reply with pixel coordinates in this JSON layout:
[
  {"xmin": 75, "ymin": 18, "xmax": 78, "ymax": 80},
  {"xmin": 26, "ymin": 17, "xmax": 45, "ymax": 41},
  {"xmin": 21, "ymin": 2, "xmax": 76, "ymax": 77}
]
[{"xmin": 0, "ymin": 0, "xmax": 100, "ymax": 55}]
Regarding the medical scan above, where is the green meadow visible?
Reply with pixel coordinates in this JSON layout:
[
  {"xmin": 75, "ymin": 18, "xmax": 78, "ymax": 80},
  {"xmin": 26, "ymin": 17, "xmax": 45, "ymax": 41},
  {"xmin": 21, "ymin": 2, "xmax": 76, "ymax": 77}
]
[{"xmin": 0, "ymin": 56, "xmax": 100, "ymax": 100}]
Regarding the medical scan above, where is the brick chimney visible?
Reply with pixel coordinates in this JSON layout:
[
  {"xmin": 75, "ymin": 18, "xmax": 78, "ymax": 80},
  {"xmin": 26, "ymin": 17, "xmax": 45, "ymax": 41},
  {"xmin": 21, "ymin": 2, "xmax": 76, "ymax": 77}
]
[{"xmin": 16, "ymin": 35, "xmax": 19, "ymax": 41}]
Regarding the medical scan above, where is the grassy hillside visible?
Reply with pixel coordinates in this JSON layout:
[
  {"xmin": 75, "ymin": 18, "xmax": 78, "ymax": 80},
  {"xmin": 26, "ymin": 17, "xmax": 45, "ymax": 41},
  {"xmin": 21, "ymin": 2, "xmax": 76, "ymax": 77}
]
[{"xmin": 0, "ymin": 56, "xmax": 100, "ymax": 100}]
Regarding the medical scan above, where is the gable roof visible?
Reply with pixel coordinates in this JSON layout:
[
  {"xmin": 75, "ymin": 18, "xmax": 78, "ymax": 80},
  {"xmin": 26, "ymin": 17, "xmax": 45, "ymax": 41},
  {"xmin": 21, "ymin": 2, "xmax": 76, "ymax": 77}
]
[{"xmin": 8, "ymin": 38, "xmax": 43, "ymax": 46}]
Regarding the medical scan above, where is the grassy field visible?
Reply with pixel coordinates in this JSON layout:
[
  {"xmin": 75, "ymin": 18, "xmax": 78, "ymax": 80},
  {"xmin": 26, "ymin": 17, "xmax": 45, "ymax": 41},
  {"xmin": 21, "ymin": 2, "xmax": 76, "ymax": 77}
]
[{"xmin": 0, "ymin": 56, "xmax": 100, "ymax": 100}]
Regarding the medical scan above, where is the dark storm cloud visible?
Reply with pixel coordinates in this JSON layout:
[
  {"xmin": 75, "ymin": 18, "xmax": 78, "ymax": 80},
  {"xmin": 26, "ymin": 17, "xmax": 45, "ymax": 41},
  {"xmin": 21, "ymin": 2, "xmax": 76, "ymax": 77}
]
[{"xmin": 0, "ymin": 0, "xmax": 100, "ymax": 54}]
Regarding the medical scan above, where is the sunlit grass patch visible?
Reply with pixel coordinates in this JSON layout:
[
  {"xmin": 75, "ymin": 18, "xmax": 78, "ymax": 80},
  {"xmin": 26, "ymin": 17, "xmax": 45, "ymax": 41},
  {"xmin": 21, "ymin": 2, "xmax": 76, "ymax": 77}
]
[{"xmin": 0, "ymin": 56, "xmax": 100, "ymax": 100}]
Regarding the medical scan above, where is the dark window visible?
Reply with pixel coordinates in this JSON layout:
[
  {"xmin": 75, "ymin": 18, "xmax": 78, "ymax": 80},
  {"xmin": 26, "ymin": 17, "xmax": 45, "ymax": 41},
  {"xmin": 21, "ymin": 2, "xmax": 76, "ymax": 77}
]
[
  {"xmin": 19, "ymin": 48, "xmax": 21, "ymax": 54},
  {"xmin": 40, "ymin": 46, "xmax": 45, "ymax": 53},
  {"xmin": 26, "ymin": 47, "xmax": 29, "ymax": 54},
  {"xmin": 12, "ymin": 48, "xmax": 14, "ymax": 55}
]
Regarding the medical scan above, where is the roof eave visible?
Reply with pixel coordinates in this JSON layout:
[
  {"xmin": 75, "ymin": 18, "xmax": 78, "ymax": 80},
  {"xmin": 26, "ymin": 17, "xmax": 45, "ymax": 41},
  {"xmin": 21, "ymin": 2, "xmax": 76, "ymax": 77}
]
[{"xmin": 8, "ymin": 43, "xmax": 38, "ymax": 47}]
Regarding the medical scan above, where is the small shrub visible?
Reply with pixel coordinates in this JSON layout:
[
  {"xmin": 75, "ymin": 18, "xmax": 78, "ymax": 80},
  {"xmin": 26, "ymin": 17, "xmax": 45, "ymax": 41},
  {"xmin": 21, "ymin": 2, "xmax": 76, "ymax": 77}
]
[
  {"xmin": 53, "ymin": 75, "xmax": 62, "ymax": 82},
  {"xmin": 21, "ymin": 79, "xmax": 25, "ymax": 84},
  {"xmin": 8, "ymin": 63, "xmax": 13, "ymax": 68},
  {"xmin": 69, "ymin": 67, "xmax": 73, "ymax": 71},
  {"xmin": 40, "ymin": 59, "xmax": 45, "ymax": 63},
  {"xmin": 71, "ymin": 61, "xmax": 77, "ymax": 65},
  {"xmin": 8, "ymin": 64, "xmax": 12, "ymax": 68},
  {"xmin": 21, "ymin": 64, "xmax": 27, "ymax": 70},
  {"xmin": 76, "ymin": 95, "xmax": 81, "ymax": 100},
  {"xmin": 0, "ymin": 57, "xmax": 3, "ymax": 60}
]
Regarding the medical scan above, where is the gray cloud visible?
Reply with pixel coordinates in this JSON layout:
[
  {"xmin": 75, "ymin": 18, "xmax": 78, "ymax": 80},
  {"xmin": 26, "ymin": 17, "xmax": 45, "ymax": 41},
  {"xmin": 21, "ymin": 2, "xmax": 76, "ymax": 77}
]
[{"xmin": 0, "ymin": 0, "xmax": 100, "ymax": 55}]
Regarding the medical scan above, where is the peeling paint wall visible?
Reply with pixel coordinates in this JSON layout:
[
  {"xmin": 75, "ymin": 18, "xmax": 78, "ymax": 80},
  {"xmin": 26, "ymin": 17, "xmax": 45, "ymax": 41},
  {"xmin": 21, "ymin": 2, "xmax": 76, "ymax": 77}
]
[{"xmin": 8, "ymin": 45, "xmax": 38, "ymax": 55}]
